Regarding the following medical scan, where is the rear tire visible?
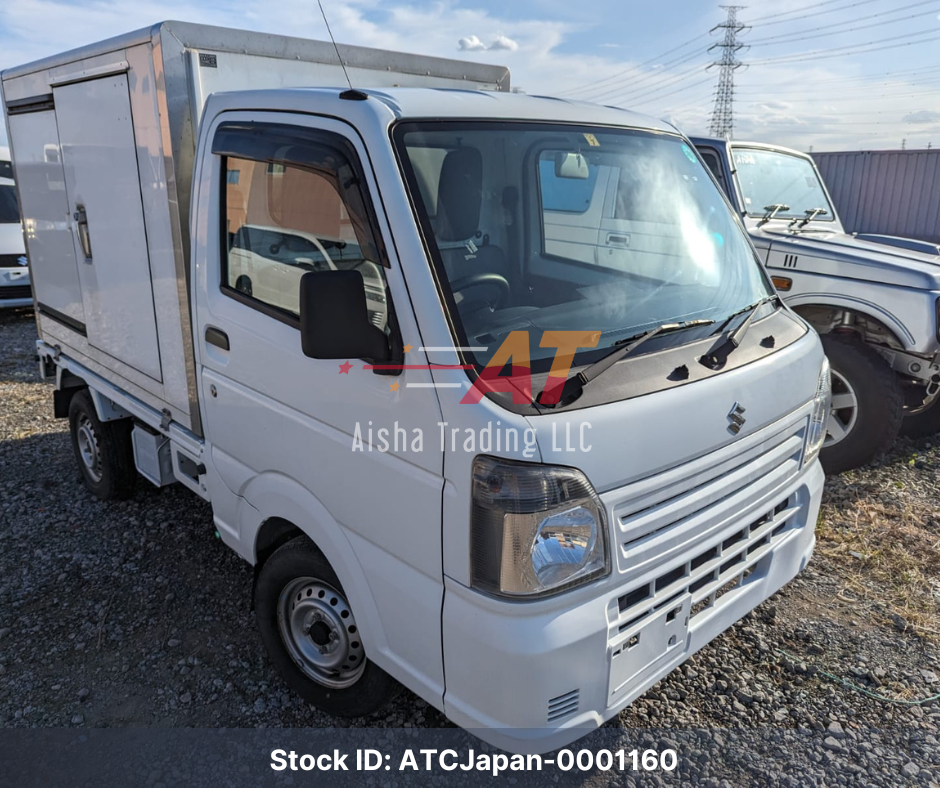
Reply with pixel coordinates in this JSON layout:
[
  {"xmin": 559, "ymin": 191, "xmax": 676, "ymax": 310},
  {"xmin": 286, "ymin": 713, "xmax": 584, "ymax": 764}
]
[
  {"xmin": 819, "ymin": 335, "xmax": 903, "ymax": 474},
  {"xmin": 68, "ymin": 389, "xmax": 137, "ymax": 500},
  {"xmin": 900, "ymin": 396, "xmax": 940, "ymax": 439},
  {"xmin": 254, "ymin": 536, "xmax": 400, "ymax": 718}
]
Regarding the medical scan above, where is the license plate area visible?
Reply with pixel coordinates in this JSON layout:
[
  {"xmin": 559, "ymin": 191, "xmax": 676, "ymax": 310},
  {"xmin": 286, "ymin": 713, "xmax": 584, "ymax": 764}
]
[{"xmin": 607, "ymin": 596, "xmax": 690, "ymax": 703}]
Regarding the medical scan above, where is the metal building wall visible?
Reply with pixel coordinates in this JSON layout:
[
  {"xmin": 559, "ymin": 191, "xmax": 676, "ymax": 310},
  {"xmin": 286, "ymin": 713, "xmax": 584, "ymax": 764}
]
[{"xmin": 812, "ymin": 150, "xmax": 940, "ymax": 244}]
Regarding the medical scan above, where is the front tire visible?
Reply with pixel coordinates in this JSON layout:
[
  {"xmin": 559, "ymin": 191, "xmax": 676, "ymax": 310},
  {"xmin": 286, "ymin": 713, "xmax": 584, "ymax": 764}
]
[
  {"xmin": 68, "ymin": 389, "xmax": 137, "ymax": 500},
  {"xmin": 254, "ymin": 536, "xmax": 400, "ymax": 718},
  {"xmin": 819, "ymin": 335, "xmax": 903, "ymax": 474}
]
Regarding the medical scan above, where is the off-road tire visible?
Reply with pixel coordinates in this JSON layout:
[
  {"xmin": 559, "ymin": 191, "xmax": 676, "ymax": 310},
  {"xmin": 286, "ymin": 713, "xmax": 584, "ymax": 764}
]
[
  {"xmin": 68, "ymin": 389, "xmax": 137, "ymax": 500},
  {"xmin": 254, "ymin": 536, "xmax": 400, "ymax": 718},
  {"xmin": 820, "ymin": 334, "xmax": 903, "ymax": 474}
]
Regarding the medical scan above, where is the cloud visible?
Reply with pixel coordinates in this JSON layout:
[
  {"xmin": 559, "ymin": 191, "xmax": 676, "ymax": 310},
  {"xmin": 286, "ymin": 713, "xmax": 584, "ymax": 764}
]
[
  {"xmin": 457, "ymin": 33, "xmax": 519, "ymax": 52},
  {"xmin": 488, "ymin": 34, "xmax": 519, "ymax": 52},
  {"xmin": 902, "ymin": 110, "xmax": 940, "ymax": 124},
  {"xmin": 457, "ymin": 34, "xmax": 486, "ymax": 51}
]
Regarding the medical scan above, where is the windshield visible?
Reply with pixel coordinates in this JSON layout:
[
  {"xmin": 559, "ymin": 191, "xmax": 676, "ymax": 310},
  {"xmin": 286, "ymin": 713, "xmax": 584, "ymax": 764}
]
[
  {"xmin": 0, "ymin": 185, "xmax": 19, "ymax": 224},
  {"xmin": 394, "ymin": 122, "xmax": 771, "ymax": 373},
  {"xmin": 732, "ymin": 147, "xmax": 833, "ymax": 222},
  {"xmin": 0, "ymin": 161, "xmax": 12, "ymax": 179}
]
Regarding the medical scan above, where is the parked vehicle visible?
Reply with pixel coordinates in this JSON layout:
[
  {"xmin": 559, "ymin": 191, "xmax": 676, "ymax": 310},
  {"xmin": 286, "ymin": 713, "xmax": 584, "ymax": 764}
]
[
  {"xmin": 693, "ymin": 138, "xmax": 940, "ymax": 473},
  {"xmin": 2, "ymin": 22, "xmax": 828, "ymax": 753},
  {"xmin": 0, "ymin": 170, "xmax": 31, "ymax": 309}
]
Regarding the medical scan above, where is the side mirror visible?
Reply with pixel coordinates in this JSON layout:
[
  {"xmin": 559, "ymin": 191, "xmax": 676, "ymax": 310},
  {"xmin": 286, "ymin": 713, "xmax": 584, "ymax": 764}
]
[{"xmin": 299, "ymin": 270, "xmax": 389, "ymax": 363}]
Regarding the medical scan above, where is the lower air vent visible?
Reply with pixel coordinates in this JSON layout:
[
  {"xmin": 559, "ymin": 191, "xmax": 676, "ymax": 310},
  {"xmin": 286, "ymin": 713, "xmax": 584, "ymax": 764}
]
[{"xmin": 547, "ymin": 689, "xmax": 579, "ymax": 723}]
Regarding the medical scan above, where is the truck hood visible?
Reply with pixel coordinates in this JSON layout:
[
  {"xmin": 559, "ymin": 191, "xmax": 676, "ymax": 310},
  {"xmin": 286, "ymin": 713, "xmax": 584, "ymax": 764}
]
[
  {"xmin": 527, "ymin": 330, "xmax": 823, "ymax": 493},
  {"xmin": 756, "ymin": 225, "xmax": 940, "ymax": 290}
]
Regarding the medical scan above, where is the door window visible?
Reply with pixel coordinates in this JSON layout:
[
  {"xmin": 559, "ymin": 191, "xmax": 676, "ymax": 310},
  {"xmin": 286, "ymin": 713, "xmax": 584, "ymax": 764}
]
[{"xmin": 216, "ymin": 124, "xmax": 390, "ymax": 331}]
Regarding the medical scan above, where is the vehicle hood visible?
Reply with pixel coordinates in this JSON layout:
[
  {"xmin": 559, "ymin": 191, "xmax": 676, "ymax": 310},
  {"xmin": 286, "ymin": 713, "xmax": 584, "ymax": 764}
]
[
  {"xmin": 527, "ymin": 329, "xmax": 823, "ymax": 493},
  {"xmin": 755, "ymin": 225, "xmax": 940, "ymax": 290}
]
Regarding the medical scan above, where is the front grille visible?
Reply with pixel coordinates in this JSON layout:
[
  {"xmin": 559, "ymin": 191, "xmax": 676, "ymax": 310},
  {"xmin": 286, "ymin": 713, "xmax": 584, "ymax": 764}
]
[
  {"xmin": 613, "ymin": 494, "xmax": 798, "ymax": 634},
  {"xmin": 547, "ymin": 689, "xmax": 579, "ymax": 723},
  {"xmin": 609, "ymin": 415, "xmax": 806, "ymax": 577},
  {"xmin": 0, "ymin": 253, "xmax": 28, "ymax": 267},
  {"xmin": 0, "ymin": 284, "xmax": 31, "ymax": 300}
]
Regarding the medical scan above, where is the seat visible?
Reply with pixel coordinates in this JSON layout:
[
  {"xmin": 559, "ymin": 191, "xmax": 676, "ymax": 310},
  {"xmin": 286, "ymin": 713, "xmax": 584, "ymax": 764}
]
[{"xmin": 434, "ymin": 147, "xmax": 510, "ymax": 285}]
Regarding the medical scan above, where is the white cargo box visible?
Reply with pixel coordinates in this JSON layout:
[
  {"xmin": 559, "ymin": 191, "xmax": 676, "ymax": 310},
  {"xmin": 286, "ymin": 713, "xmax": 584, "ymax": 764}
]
[{"xmin": 1, "ymin": 21, "xmax": 508, "ymax": 434}]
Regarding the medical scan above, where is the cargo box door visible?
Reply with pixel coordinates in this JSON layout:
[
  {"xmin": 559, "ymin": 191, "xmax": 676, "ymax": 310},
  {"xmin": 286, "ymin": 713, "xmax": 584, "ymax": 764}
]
[
  {"xmin": 5, "ymin": 109, "xmax": 85, "ymax": 325},
  {"xmin": 53, "ymin": 74, "xmax": 162, "ymax": 381}
]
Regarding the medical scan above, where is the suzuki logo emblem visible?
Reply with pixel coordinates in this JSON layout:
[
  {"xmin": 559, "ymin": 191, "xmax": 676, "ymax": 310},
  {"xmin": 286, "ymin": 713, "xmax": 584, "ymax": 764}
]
[{"xmin": 728, "ymin": 402, "xmax": 747, "ymax": 434}]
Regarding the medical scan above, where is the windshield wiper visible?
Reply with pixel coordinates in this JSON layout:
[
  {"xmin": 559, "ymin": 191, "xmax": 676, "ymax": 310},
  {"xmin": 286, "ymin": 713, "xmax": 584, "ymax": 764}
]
[
  {"xmin": 759, "ymin": 204, "xmax": 790, "ymax": 226},
  {"xmin": 701, "ymin": 296, "xmax": 779, "ymax": 369},
  {"xmin": 791, "ymin": 207, "xmax": 828, "ymax": 230},
  {"xmin": 536, "ymin": 319, "xmax": 714, "ymax": 408}
]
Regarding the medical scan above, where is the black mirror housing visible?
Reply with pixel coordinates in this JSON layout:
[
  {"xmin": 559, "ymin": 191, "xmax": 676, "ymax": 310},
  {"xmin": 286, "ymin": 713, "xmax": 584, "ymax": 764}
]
[{"xmin": 299, "ymin": 270, "xmax": 389, "ymax": 363}]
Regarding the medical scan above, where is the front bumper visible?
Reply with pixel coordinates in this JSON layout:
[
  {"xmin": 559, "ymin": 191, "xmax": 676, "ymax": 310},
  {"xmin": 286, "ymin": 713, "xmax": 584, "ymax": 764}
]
[{"xmin": 441, "ymin": 459, "xmax": 823, "ymax": 754}]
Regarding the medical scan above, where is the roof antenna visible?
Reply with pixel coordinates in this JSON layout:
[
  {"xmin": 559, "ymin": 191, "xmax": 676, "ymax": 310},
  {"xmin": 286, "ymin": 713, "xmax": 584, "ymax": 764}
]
[{"xmin": 317, "ymin": 0, "xmax": 368, "ymax": 100}]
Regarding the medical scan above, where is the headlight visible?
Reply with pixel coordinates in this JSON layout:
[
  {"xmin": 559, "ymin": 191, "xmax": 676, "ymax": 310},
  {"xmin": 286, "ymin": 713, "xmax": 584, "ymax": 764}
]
[
  {"xmin": 805, "ymin": 356, "xmax": 831, "ymax": 465},
  {"xmin": 470, "ymin": 456, "xmax": 609, "ymax": 598}
]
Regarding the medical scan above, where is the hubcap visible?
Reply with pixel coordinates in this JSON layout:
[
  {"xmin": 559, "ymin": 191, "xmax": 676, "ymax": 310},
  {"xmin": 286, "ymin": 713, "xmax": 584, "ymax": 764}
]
[
  {"xmin": 825, "ymin": 368, "xmax": 859, "ymax": 447},
  {"xmin": 277, "ymin": 577, "xmax": 365, "ymax": 689},
  {"xmin": 76, "ymin": 415, "xmax": 103, "ymax": 483}
]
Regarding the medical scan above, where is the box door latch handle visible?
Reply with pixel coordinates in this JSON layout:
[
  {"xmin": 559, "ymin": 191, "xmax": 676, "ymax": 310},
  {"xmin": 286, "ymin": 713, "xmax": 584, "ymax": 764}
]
[
  {"xmin": 205, "ymin": 326, "xmax": 230, "ymax": 351},
  {"xmin": 73, "ymin": 205, "xmax": 93, "ymax": 263}
]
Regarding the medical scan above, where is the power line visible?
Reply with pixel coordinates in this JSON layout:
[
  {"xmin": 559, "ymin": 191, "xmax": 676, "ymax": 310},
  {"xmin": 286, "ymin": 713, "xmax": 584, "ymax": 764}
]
[
  {"xmin": 709, "ymin": 5, "xmax": 748, "ymax": 138},
  {"xmin": 750, "ymin": 28, "xmax": 940, "ymax": 65},
  {"xmin": 748, "ymin": 3, "xmax": 940, "ymax": 47},
  {"xmin": 746, "ymin": 0, "xmax": 883, "ymax": 27},
  {"xmin": 556, "ymin": 31, "xmax": 708, "ymax": 97},
  {"xmin": 576, "ymin": 48, "xmax": 706, "ymax": 102},
  {"xmin": 593, "ymin": 61, "xmax": 710, "ymax": 104}
]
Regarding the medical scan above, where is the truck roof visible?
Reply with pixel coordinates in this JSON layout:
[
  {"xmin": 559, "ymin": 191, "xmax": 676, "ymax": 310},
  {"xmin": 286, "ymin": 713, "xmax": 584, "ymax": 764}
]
[{"xmin": 207, "ymin": 86, "xmax": 675, "ymax": 132}]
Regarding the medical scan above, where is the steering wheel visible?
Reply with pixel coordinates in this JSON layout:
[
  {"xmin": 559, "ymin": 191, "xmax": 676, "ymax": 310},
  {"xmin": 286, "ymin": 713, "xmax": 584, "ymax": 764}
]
[
  {"xmin": 269, "ymin": 234, "xmax": 337, "ymax": 270},
  {"xmin": 450, "ymin": 272, "xmax": 510, "ymax": 311}
]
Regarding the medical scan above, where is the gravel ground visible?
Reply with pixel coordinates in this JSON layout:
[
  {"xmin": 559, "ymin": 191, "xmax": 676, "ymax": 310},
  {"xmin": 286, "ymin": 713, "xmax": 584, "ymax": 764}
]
[{"xmin": 1, "ymin": 308, "xmax": 938, "ymax": 786}]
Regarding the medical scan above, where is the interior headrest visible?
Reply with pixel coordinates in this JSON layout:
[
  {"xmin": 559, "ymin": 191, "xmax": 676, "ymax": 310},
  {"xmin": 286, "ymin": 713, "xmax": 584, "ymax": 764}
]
[{"xmin": 436, "ymin": 147, "xmax": 482, "ymax": 241}]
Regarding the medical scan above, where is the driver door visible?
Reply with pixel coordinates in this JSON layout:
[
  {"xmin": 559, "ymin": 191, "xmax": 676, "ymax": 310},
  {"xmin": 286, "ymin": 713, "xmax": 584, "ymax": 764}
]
[{"xmin": 193, "ymin": 111, "xmax": 447, "ymax": 705}]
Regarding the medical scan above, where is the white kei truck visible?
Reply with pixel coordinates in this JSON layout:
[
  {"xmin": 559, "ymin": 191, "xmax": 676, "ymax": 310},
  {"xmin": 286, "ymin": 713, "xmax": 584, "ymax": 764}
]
[{"xmin": 2, "ymin": 22, "xmax": 829, "ymax": 753}]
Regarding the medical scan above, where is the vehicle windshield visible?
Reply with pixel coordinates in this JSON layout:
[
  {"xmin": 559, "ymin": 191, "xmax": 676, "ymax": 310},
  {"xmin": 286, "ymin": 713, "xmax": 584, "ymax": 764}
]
[
  {"xmin": 394, "ymin": 122, "xmax": 772, "ymax": 372},
  {"xmin": 0, "ymin": 161, "xmax": 12, "ymax": 179},
  {"xmin": 0, "ymin": 184, "xmax": 19, "ymax": 224},
  {"xmin": 732, "ymin": 147, "xmax": 834, "ymax": 222}
]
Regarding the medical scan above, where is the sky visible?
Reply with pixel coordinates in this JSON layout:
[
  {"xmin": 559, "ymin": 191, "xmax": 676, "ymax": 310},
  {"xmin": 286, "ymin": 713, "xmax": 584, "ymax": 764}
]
[{"xmin": 2, "ymin": 0, "xmax": 940, "ymax": 152}]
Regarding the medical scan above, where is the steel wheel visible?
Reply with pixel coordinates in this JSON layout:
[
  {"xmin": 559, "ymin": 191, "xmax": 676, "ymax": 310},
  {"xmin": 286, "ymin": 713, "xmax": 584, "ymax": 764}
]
[
  {"xmin": 75, "ymin": 414, "xmax": 103, "ymax": 483},
  {"xmin": 825, "ymin": 368, "xmax": 859, "ymax": 447},
  {"xmin": 277, "ymin": 577, "xmax": 365, "ymax": 689}
]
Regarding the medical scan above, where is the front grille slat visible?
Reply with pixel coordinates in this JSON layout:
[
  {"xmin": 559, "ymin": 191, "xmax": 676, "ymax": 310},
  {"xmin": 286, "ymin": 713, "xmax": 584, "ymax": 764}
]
[
  {"xmin": 0, "ymin": 284, "xmax": 32, "ymax": 300},
  {"xmin": 610, "ymin": 415, "xmax": 807, "ymax": 576},
  {"xmin": 613, "ymin": 493, "xmax": 798, "ymax": 638}
]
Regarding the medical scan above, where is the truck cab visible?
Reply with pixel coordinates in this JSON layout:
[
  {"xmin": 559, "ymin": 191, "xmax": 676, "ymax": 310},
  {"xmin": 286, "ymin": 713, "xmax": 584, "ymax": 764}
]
[{"xmin": 694, "ymin": 137, "xmax": 940, "ymax": 472}]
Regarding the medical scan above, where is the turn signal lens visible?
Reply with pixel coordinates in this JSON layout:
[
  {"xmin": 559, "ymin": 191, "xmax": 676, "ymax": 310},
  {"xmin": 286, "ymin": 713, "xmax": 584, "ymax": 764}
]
[{"xmin": 771, "ymin": 276, "xmax": 792, "ymax": 292}]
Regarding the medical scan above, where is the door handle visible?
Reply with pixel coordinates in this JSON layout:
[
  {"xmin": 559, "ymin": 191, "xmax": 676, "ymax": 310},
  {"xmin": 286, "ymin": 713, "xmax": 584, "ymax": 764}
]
[
  {"xmin": 73, "ymin": 205, "xmax": 93, "ymax": 263},
  {"xmin": 205, "ymin": 326, "xmax": 230, "ymax": 351},
  {"xmin": 606, "ymin": 233, "xmax": 629, "ymax": 247}
]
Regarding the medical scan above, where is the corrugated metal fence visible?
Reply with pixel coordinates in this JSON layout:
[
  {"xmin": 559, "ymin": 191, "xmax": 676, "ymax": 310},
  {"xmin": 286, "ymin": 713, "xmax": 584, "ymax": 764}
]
[{"xmin": 812, "ymin": 150, "xmax": 940, "ymax": 244}]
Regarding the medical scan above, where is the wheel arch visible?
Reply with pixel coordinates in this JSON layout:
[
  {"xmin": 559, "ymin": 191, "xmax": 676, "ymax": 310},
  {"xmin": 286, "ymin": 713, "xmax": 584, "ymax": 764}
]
[
  {"xmin": 241, "ymin": 473, "xmax": 391, "ymax": 667},
  {"xmin": 788, "ymin": 298, "xmax": 913, "ymax": 350}
]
